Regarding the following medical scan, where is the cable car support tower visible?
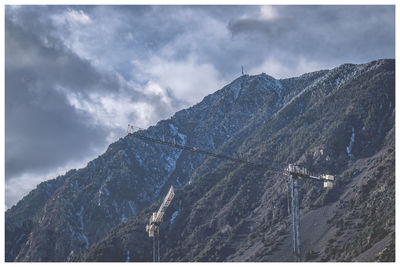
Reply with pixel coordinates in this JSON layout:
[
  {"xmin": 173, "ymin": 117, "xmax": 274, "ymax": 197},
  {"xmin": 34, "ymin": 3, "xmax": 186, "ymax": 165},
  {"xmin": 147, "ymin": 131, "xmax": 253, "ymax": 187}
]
[{"xmin": 284, "ymin": 164, "xmax": 334, "ymax": 262}]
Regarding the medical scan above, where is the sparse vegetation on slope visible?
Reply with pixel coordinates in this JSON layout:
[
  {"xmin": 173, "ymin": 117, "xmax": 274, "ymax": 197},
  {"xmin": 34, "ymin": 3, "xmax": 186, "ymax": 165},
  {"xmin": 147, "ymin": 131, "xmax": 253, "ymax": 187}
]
[{"xmin": 6, "ymin": 59, "xmax": 395, "ymax": 262}]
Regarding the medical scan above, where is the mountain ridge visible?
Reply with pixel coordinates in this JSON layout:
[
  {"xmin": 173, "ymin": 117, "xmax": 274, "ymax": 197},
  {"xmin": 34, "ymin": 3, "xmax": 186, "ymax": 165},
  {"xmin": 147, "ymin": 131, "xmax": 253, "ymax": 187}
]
[{"xmin": 6, "ymin": 58, "xmax": 395, "ymax": 262}]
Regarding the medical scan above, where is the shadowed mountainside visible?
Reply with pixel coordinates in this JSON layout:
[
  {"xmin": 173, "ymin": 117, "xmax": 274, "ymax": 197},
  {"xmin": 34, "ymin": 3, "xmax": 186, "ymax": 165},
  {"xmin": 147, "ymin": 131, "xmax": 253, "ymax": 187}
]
[{"xmin": 6, "ymin": 59, "xmax": 395, "ymax": 262}]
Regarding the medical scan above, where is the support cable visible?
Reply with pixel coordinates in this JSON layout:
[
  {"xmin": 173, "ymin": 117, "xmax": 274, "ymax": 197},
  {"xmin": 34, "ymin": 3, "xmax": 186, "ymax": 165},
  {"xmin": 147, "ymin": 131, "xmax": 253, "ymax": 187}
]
[{"xmin": 127, "ymin": 132, "xmax": 282, "ymax": 172}]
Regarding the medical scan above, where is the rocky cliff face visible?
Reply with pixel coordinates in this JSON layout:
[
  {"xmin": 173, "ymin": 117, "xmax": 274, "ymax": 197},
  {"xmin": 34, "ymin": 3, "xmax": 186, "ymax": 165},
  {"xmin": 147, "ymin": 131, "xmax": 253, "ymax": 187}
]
[{"xmin": 6, "ymin": 59, "xmax": 395, "ymax": 262}]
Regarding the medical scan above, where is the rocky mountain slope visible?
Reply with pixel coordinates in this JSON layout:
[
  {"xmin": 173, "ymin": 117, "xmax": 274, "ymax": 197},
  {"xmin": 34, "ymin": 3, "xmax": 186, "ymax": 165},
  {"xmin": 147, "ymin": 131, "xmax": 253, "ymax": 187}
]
[{"xmin": 6, "ymin": 59, "xmax": 395, "ymax": 262}]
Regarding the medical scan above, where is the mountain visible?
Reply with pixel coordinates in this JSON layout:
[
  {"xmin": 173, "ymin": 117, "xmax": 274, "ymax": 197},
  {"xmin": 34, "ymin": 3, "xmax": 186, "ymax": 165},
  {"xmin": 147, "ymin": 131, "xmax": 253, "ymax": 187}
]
[{"xmin": 6, "ymin": 59, "xmax": 395, "ymax": 262}]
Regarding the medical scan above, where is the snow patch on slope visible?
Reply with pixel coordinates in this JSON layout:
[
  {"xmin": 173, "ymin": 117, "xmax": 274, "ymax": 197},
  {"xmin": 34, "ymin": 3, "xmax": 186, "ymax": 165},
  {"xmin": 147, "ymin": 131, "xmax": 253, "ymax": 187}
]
[
  {"xmin": 346, "ymin": 127, "xmax": 355, "ymax": 158},
  {"xmin": 229, "ymin": 78, "xmax": 243, "ymax": 101},
  {"xmin": 121, "ymin": 213, "xmax": 126, "ymax": 222},
  {"xmin": 153, "ymin": 123, "xmax": 188, "ymax": 196},
  {"xmin": 128, "ymin": 200, "xmax": 136, "ymax": 215},
  {"xmin": 170, "ymin": 210, "xmax": 179, "ymax": 224},
  {"xmin": 165, "ymin": 124, "xmax": 187, "ymax": 175},
  {"xmin": 76, "ymin": 206, "xmax": 89, "ymax": 249}
]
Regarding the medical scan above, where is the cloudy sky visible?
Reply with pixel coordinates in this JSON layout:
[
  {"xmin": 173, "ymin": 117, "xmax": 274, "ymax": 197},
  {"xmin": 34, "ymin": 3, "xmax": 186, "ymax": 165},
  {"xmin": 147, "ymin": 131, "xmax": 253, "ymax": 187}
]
[{"xmin": 5, "ymin": 5, "xmax": 395, "ymax": 208}]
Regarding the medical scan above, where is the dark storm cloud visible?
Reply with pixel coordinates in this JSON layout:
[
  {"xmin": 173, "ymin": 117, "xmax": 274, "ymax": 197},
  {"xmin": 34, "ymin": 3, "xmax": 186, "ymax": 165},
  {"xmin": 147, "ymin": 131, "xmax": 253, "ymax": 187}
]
[
  {"xmin": 227, "ymin": 5, "xmax": 395, "ymax": 65},
  {"xmin": 228, "ymin": 17, "xmax": 294, "ymax": 37},
  {"xmin": 5, "ymin": 6, "xmax": 187, "ymax": 190},
  {"xmin": 5, "ymin": 17, "xmax": 112, "ymax": 181}
]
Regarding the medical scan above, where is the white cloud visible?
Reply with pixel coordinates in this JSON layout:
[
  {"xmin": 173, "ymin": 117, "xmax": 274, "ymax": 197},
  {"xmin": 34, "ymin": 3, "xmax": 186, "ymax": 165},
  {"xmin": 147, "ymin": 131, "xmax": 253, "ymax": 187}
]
[
  {"xmin": 259, "ymin": 6, "xmax": 279, "ymax": 21},
  {"xmin": 135, "ymin": 55, "xmax": 225, "ymax": 105},
  {"xmin": 66, "ymin": 9, "xmax": 92, "ymax": 24},
  {"xmin": 65, "ymin": 91, "xmax": 136, "ymax": 129},
  {"xmin": 49, "ymin": 6, "xmax": 229, "ymax": 109},
  {"xmin": 143, "ymin": 81, "xmax": 172, "ymax": 106},
  {"xmin": 130, "ymin": 102, "xmax": 156, "ymax": 128},
  {"xmin": 62, "ymin": 84, "xmax": 162, "ymax": 135},
  {"xmin": 249, "ymin": 57, "xmax": 329, "ymax": 79},
  {"xmin": 52, "ymin": 9, "xmax": 92, "ymax": 26}
]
